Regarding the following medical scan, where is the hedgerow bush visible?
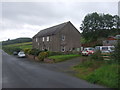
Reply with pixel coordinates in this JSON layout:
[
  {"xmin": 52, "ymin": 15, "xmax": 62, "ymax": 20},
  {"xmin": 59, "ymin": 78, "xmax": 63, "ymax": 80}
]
[
  {"xmin": 27, "ymin": 48, "xmax": 42, "ymax": 56},
  {"xmin": 24, "ymin": 48, "xmax": 31, "ymax": 54},
  {"xmin": 3, "ymin": 47, "xmax": 21, "ymax": 54},
  {"xmin": 38, "ymin": 52, "xmax": 49, "ymax": 61}
]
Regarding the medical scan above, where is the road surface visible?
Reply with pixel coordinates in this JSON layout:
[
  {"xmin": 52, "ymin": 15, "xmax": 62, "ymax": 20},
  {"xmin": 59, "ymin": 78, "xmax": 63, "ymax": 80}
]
[{"xmin": 2, "ymin": 50, "xmax": 106, "ymax": 88}]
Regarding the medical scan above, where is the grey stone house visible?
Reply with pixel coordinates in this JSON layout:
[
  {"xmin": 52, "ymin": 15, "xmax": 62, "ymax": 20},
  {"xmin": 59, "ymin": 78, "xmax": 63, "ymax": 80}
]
[
  {"xmin": 103, "ymin": 35, "xmax": 120, "ymax": 46},
  {"xmin": 32, "ymin": 21, "xmax": 81, "ymax": 52}
]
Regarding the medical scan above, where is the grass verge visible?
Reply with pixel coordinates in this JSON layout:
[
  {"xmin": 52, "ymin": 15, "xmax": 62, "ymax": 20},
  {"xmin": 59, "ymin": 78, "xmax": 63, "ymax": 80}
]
[{"xmin": 73, "ymin": 60, "xmax": 119, "ymax": 88}]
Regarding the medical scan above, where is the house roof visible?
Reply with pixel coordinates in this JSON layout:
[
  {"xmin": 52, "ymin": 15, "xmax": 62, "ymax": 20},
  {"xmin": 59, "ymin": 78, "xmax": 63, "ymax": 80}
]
[{"xmin": 33, "ymin": 21, "xmax": 70, "ymax": 38}]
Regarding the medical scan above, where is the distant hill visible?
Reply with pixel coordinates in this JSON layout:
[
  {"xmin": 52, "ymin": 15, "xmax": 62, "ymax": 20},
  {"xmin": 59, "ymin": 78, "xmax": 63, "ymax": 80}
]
[{"xmin": 2, "ymin": 38, "xmax": 32, "ymax": 45}]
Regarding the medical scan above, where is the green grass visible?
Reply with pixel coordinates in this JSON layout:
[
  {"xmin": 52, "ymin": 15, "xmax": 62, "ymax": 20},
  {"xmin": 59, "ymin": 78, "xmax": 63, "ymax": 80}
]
[
  {"xmin": 4, "ymin": 42, "xmax": 32, "ymax": 47},
  {"xmin": 48, "ymin": 54, "xmax": 80, "ymax": 62},
  {"xmin": 3, "ymin": 42, "xmax": 32, "ymax": 49},
  {"xmin": 2, "ymin": 42, "xmax": 32, "ymax": 54},
  {"xmin": 73, "ymin": 60, "xmax": 104, "ymax": 79},
  {"xmin": 0, "ymin": 42, "xmax": 2, "ymax": 49},
  {"xmin": 73, "ymin": 60, "xmax": 119, "ymax": 88},
  {"xmin": 86, "ymin": 64, "xmax": 119, "ymax": 88}
]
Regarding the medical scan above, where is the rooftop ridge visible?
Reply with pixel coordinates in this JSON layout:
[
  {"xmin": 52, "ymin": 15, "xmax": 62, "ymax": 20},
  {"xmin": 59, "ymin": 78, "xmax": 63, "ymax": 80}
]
[{"xmin": 33, "ymin": 21, "xmax": 71, "ymax": 38}]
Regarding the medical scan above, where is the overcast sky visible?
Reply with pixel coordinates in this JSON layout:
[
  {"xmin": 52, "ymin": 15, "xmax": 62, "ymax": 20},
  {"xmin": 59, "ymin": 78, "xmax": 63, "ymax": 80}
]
[{"xmin": 0, "ymin": 0, "xmax": 119, "ymax": 41}]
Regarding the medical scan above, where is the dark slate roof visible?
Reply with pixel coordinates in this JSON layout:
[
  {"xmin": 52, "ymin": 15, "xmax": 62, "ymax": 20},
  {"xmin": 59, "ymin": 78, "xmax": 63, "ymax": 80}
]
[{"xmin": 33, "ymin": 21, "xmax": 70, "ymax": 38}]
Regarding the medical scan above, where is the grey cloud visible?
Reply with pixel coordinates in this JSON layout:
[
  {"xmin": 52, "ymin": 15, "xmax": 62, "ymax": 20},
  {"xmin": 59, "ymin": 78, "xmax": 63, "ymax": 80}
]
[
  {"xmin": 1, "ymin": 1, "xmax": 118, "ymax": 41},
  {"xmin": 2, "ymin": 2, "xmax": 69, "ymax": 25},
  {"xmin": 2, "ymin": 2, "xmax": 118, "ymax": 26}
]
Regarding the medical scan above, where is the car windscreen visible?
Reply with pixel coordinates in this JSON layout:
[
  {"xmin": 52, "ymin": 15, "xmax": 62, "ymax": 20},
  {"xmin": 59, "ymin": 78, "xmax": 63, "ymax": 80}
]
[
  {"xmin": 88, "ymin": 48, "xmax": 94, "ymax": 50},
  {"xmin": 110, "ymin": 47, "xmax": 115, "ymax": 50},
  {"xmin": 102, "ymin": 47, "xmax": 108, "ymax": 50},
  {"xmin": 84, "ymin": 48, "xmax": 88, "ymax": 51},
  {"xmin": 19, "ymin": 52, "xmax": 24, "ymax": 54}
]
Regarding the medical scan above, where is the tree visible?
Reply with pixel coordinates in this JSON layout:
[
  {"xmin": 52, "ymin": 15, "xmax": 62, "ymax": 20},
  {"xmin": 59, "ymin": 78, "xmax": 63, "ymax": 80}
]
[
  {"xmin": 113, "ymin": 15, "xmax": 120, "ymax": 33},
  {"xmin": 80, "ymin": 12, "xmax": 120, "ymax": 42}
]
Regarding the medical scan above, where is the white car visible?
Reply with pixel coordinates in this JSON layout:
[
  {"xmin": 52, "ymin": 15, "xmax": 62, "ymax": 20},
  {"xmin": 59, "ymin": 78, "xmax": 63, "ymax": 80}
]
[
  {"xmin": 95, "ymin": 46, "xmax": 115, "ymax": 53},
  {"xmin": 18, "ymin": 51, "xmax": 26, "ymax": 58}
]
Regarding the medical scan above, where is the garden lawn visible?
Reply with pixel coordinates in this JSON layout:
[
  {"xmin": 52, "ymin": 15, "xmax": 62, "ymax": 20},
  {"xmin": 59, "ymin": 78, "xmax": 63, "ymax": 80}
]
[{"xmin": 48, "ymin": 54, "xmax": 80, "ymax": 62}]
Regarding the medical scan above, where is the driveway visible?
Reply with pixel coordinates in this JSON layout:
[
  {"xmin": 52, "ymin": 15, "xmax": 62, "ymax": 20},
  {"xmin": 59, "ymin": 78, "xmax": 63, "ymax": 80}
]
[{"xmin": 2, "ymin": 50, "xmax": 106, "ymax": 88}]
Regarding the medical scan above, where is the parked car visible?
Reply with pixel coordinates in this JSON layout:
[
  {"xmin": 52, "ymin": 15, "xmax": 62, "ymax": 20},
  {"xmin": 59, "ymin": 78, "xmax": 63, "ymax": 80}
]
[
  {"xmin": 18, "ymin": 51, "xmax": 26, "ymax": 58},
  {"xmin": 95, "ymin": 46, "xmax": 115, "ymax": 53},
  {"xmin": 81, "ymin": 47, "xmax": 95, "ymax": 56}
]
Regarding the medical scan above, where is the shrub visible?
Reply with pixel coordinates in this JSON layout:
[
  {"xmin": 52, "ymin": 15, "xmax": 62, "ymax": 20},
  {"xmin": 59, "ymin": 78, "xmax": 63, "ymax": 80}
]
[
  {"xmin": 3, "ymin": 46, "xmax": 21, "ymax": 54},
  {"xmin": 24, "ymin": 48, "xmax": 31, "ymax": 54},
  {"xmin": 38, "ymin": 52, "xmax": 49, "ymax": 61},
  {"xmin": 14, "ymin": 47, "xmax": 22, "ymax": 53},
  {"xmin": 90, "ymin": 51, "xmax": 103, "ymax": 61},
  {"xmin": 27, "ymin": 48, "xmax": 42, "ymax": 56},
  {"xmin": 33, "ymin": 49, "xmax": 42, "ymax": 56},
  {"xmin": 27, "ymin": 49, "xmax": 32, "ymax": 55}
]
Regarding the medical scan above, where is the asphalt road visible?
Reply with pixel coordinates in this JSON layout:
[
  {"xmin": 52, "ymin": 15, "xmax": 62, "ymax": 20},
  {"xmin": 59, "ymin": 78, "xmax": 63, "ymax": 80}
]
[{"xmin": 2, "ymin": 50, "xmax": 106, "ymax": 88}]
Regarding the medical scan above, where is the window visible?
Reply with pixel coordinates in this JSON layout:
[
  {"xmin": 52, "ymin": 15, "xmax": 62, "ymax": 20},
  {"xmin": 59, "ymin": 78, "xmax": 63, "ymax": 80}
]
[
  {"xmin": 47, "ymin": 47, "xmax": 49, "ymax": 51},
  {"xmin": 61, "ymin": 46, "xmax": 65, "ymax": 52},
  {"xmin": 61, "ymin": 35, "xmax": 65, "ymax": 41},
  {"xmin": 110, "ymin": 47, "xmax": 115, "ymax": 50},
  {"xmin": 47, "ymin": 36, "xmax": 49, "ymax": 41},
  {"xmin": 36, "ymin": 38, "xmax": 38, "ymax": 42},
  {"xmin": 72, "ymin": 48, "xmax": 75, "ymax": 50},
  {"xmin": 77, "ymin": 48, "xmax": 80, "ymax": 51},
  {"xmin": 102, "ymin": 47, "xmax": 108, "ymax": 50},
  {"xmin": 38, "ymin": 43, "xmax": 39, "ymax": 46},
  {"xmin": 42, "ymin": 37, "xmax": 45, "ymax": 42},
  {"xmin": 69, "ymin": 48, "xmax": 72, "ymax": 51},
  {"xmin": 42, "ymin": 47, "xmax": 44, "ymax": 51}
]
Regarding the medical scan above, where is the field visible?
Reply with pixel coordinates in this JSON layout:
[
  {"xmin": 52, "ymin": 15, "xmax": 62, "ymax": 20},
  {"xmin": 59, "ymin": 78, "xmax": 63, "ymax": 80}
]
[
  {"xmin": 2, "ymin": 42, "xmax": 32, "ymax": 54},
  {"xmin": 3, "ymin": 42, "xmax": 32, "ymax": 49}
]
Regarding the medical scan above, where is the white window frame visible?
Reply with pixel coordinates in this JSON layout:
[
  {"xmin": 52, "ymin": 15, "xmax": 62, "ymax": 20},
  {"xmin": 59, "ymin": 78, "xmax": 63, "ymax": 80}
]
[
  {"xmin": 69, "ymin": 48, "xmax": 72, "ymax": 51},
  {"xmin": 42, "ymin": 37, "xmax": 45, "ymax": 42},
  {"xmin": 42, "ymin": 47, "xmax": 44, "ymax": 51},
  {"xmin": 61, "ymin": 46, "xmax": 65, "ymax": 52},
  {"xmin": 61, "ymin": 35, "xmax": 65, "ymax": 41},
  {"xmin": 47, "ymin": 36, "xmax": 49, "ymax": 42},
  {"xmin": 36, "ymin": 38, "xmax": 38, "ymax": 42}
]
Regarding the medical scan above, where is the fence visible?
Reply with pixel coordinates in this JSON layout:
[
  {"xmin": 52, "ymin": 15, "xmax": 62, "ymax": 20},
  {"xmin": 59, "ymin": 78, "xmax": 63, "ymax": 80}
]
[{"xmin": 101, "ymin": 53, "xmax": 111, "ymax": 60}]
